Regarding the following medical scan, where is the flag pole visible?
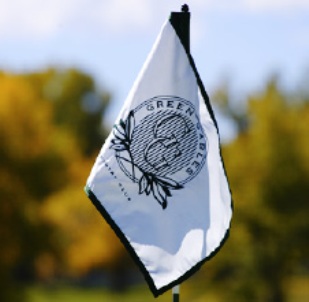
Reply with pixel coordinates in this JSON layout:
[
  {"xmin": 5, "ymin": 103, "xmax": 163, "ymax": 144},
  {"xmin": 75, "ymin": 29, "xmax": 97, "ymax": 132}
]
[
  {"xmin": 172, "ymin": 285, "xmax": 180, "ymax": 302},
  {"xmin": 170, "ymin": 5, "xmax": 188, "ymax": 302},
  {"xmin": 170, "ymin": 4, "xmax": 190, "ymax": 54}
]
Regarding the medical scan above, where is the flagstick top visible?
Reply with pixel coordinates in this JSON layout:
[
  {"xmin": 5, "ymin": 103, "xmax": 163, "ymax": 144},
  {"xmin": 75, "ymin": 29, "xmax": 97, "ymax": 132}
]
[
  {"xmin": 170, "ymin": 5, "xmax": 190, "ymax": 54},
  {"xmin": 181, "ymin": 4, "xmax": 189, "ymax": 13}
]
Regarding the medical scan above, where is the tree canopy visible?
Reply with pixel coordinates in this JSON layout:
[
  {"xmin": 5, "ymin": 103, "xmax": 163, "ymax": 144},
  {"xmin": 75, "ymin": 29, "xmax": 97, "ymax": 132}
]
[
  {"xmin": 199, "ymin": 77, "xmax": 309, "ymax": 302},
  {"xmin": 0, "ymin": 69, "xmax": 308, "ymax": 302},
  {"xmin": 0, "ymin": 69, "xmax": 127, "ymax": 301}
]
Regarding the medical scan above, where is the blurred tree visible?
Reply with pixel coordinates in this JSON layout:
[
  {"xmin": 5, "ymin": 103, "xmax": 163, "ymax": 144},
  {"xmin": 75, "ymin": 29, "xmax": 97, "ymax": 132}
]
[
  {"xmin": 2, "ymin": 67, "xmax": 308, "ymax": 302},
  {"xmin": 0, "ymin": 72, "xmax": 66, "ymax": 301},
  {"xmin": 212, "ymin": 79, "xmax": 248, "ymax": 133},
  {"xmin": 39, "ymin": 161, "xmax": 128, "ymax": 278},
  {"xmin": 26, "ymin": 68, "xmax": 111, "ymax": 156},
  {"xmin": 0, "ymin": 69, "xmax": 124, "ymax": 300},
  {"xmin": 202, "ymin": 77, "xmax": 309, "ymax": 302}
]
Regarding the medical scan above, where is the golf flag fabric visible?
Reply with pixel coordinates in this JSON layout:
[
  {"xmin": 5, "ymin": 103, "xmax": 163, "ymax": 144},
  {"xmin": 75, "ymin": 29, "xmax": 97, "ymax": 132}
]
[{"xmin": 85, "ymin": 10, "xmax": 232, "ymax": 297}]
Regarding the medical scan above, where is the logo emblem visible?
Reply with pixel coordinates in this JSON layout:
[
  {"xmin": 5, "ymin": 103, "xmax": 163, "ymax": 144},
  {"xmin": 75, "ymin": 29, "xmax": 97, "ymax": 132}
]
[{"xmin": 110, "ymin": 96, "xmax": 207, "ymax": 209}]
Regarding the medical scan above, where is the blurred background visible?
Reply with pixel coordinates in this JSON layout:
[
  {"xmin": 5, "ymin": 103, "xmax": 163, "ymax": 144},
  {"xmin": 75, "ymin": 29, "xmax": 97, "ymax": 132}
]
[{"xmin": 0, "ymin": 1, "xmax": 308, "ymax": 301}]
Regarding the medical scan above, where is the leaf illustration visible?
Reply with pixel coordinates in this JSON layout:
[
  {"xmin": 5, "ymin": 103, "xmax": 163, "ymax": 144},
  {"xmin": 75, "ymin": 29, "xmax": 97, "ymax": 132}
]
[
  {"xmin": 111, "ymin": 111, "xmax": 185, "ymax": 210},
  {"xmin": 113, "ymin": 131, "xmax": 125, "ymax": 141},
  {"xmin": 113, "ymin": 125, "xmax": 126, "ymax": 139},
  {"xmin": 161, "ymin": 185, "xmax": 172, "ymax": 197},
  {"xmin": 119, "ymin": 119, "xmax": 126, "ymax": 131},
  {"xmin": 111, "ymin": 138, "xmax": 124, "ymax": 145},
  {"xmin": 152, "ymin": 182, "xmax": 167, "ymax": 209},
  {"xmin": 136, "ymin": 173, "xmax": 184, "ymax": 209},
  {"xmin": 115, "ymin": 155, "xmax": 129, "ymax": 163},
  {"xmin": 126, "ymin": 110, "xmax": 135, "ymax": 141},
  {"xmin": 139, "ymin": 174, "xmax": 148, "ymax": 194},
  {"xmin": 110, "ymin": 144, "xmax": 127, "ymax": 151},
  {"xmin": 155, "ymin": 175, "xmax": 183, "ymax": 190}
]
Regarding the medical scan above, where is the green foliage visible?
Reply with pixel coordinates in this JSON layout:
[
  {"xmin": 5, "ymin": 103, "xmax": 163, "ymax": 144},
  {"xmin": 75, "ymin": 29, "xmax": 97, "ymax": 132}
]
[
  {"xmin": 0, "ymin": 69, "xmax": 113, "ymax": 301},
  {"xmin": 0, "ymin": 68, "xmax": 308, "ymax": 302},
  {"xmin": 206, "ymin": 77, "xmax": 309, "ymax": 302},
  {"xmin": 26, "ymin": 285, "xmax": 174, "ymax": 302},
  {"xmin": 25, "ymin": 277, "xmax": 309, "ymax": 302},
  {"xmin": 26, "ymin": 69, "xmax": 111, "ymax": 156}
]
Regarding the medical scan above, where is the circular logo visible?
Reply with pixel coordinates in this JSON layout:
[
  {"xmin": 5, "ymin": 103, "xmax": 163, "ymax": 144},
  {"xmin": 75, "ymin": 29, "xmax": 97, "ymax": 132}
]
[{"xmin": 110, "ymin": 96, "xmax": 208, "ymax": 209}]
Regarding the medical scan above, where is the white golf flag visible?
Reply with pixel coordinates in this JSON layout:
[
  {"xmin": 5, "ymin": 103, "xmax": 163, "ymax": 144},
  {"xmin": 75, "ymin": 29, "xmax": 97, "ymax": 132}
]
[{"xmin": 85, "ymin": 11, "xmax": 232, "ymax": 297}]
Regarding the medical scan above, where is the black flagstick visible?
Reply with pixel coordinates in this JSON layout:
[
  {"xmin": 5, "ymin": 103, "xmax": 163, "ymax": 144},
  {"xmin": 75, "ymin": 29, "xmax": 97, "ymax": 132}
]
[
  {"xmin": 172, "ymin": 285, "xmax": 180, "ymax": 302},
  {"xmin": 170, "ymin": 4, "xmax": 190, "ymax": 54},
  {"xmin": 170, "ymin": 4, "xmax": 190, "ymax": 302}
]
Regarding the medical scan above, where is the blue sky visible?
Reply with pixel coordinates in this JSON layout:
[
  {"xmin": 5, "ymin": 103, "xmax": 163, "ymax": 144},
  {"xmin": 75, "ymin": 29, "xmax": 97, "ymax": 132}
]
[{"xmin": 1, "ymin": 0, "xmax": 308, "ymax": 139}]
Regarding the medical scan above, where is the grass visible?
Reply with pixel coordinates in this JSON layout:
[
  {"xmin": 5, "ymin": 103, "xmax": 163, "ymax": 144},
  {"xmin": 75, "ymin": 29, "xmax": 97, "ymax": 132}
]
[
  {"xmin": 26, "ymin": 284, "xmax": 175, "ymax": 302},
  {"xmin": 25, "ymin": 282, "xmax": 219, "ymax": 302},
  {"xmin": 26, "ymin": 276, "xmax": 309, "ymax": 302}
]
